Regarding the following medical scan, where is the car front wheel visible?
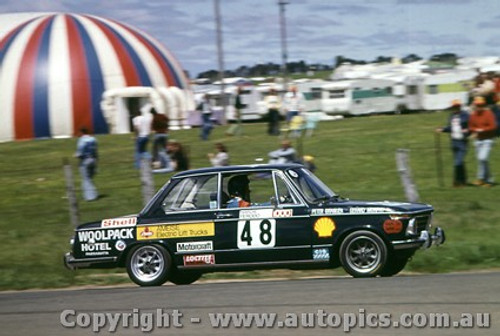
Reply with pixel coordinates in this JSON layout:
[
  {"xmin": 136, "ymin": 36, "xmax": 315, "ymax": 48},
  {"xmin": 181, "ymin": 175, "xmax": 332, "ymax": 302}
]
[
  {"xmin": 339, "ymin": 230, "xmax": 387, "ymax": 278},
  {"xmin": 379, "ymin": 256, "xmax": 409, "ymax": 277},
  {"xmin": 169, "ymin": 269, "xmax": 202, "ymax": 285},
  {"xmin": 126, "ymin": 244, "xmax": 171, "ymax": 286}
]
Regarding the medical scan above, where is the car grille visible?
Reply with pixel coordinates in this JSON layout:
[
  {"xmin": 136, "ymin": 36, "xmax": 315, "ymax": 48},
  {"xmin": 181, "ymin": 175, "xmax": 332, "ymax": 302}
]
[{"xmin": 414, "ymin": 215, "xmax": 431, "ymax": 233}]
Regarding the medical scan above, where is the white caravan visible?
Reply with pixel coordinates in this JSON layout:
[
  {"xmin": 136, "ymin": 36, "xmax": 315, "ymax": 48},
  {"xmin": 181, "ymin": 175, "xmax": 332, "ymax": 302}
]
[
  {"xmin": 197, "ymin": 85, "xmax": 262, "ymax": 122},
  {"xmin": 404, "ymin": 70, "xmax": 476, "ymax": 111},
  {"xmin": 321, "ymin": 78, "xmax": 398, "ymax": 115}
]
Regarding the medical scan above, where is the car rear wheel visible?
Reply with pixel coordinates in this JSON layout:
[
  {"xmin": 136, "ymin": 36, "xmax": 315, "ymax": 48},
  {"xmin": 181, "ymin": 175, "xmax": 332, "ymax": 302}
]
[
  {"xmin": 169, "ymin": 269, "xmax": 202, "ymax": 285},
  {"xmin": 126, "ymin": 244, "xmax": 171, "ymax": 286},
  {"xmin": 340, "ymin": 230, "xmax": 387, "ymax": 278}
]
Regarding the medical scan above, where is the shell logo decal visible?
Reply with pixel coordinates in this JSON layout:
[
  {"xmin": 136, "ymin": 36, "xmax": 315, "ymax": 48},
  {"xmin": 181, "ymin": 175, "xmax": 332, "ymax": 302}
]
[{"xmin": 314, "ymin": 217, "xmax": 336, "ymax": 238}]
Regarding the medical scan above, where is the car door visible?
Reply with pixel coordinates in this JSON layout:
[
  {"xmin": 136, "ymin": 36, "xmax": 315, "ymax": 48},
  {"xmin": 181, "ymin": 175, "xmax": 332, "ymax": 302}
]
[
  {"xmin": 139, "ymin": 173, "xmax": 220, "ymax": 267},
  {"xmin": 213, "ymin": 169, "xmax": 313, "ymax": 265}
]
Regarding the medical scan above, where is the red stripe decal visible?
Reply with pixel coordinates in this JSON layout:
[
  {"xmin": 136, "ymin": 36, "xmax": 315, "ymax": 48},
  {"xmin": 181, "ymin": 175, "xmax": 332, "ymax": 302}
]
[
  {"xmin": 14, "ymin": 18, "xmax": 51, "ymax": 140},
  {"xmin": 113, "ymin": 21, "xmax": 176, "ymax": 86},
  {"xmin": 65, "ymin": 16, "xmax": 92, "ymax": 135},
  {"xmin": 85, "ymin": 16, "xmax": 140, "ymax": 86}
]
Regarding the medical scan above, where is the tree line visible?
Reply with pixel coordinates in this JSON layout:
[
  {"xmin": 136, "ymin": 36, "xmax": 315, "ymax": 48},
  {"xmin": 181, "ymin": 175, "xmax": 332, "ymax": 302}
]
[{"xmin": 195, "ymin": 53, "xmax": 460, "ymax": 81}]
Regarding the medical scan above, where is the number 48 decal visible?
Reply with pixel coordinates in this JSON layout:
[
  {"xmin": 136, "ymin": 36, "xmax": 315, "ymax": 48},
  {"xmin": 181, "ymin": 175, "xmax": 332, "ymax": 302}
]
[{"xmin": 237, "ymin": 219, "xmax": 276, "ymax": 249}]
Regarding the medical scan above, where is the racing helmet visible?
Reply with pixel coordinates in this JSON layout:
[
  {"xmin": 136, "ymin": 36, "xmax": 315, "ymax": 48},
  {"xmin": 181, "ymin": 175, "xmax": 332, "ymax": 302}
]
[{"xmin": 228, "ymin": 175, "xmax": 250, "ymax": 198}]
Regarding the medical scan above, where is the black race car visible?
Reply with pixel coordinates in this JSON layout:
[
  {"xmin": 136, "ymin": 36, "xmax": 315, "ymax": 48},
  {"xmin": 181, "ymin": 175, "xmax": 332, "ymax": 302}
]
[{"xmin": 64, "ymin": 164, "xmax": 445, "ymax": 286}]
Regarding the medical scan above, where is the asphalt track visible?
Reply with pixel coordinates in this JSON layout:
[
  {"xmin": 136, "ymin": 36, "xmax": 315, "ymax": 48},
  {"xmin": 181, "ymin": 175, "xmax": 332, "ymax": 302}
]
[{"xmin": 0, "ymin": 272, "xmax": 498, "ymax": 336}]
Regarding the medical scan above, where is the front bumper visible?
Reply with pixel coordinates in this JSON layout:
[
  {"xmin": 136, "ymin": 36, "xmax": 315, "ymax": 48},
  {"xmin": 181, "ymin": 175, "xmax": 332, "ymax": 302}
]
[
  {"xmin": 392, "ymin": 227, "xmax": 445, "ymax": 250},
  {"xmin": 64, "ymin": 252, "xmax": 117, "ymax": 270}
]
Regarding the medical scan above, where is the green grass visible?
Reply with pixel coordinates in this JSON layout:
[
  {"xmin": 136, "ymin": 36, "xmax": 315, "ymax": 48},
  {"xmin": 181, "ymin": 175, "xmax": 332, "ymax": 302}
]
[{"xmin": 1, "ymin": 112, "xmax": 499, "ymax": 290}]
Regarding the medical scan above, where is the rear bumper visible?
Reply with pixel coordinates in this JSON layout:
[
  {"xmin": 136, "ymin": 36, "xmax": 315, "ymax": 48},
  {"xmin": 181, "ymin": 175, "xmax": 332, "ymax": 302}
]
[
  {"xmin": 391, "ymin": 227, "xmax": 445, "ymax": 250},
  {"xmin": 64, "ymin": 252, "xmax": 117, "ymax": 270}
]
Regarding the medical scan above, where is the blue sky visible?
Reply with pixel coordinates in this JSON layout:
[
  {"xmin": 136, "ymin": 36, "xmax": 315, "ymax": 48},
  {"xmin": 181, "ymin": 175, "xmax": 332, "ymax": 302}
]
[{"xmin": 1, "ymin": 0, "xmax": 499, "ymax": 77}]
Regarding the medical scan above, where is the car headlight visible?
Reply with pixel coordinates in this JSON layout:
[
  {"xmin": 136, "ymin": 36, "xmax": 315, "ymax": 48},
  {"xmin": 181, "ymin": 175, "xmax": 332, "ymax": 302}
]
[
  {"xmin": 406, "ymin": 218, "xmax": 416, "ymax": 235},
  {"xmin": 69, "ymin": 238, "xmax": 75, "ymax": 246}
]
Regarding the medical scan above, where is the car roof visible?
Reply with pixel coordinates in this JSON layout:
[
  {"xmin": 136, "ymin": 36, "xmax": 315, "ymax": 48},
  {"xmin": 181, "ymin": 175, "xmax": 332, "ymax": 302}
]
[{"xmin": 172, "ymin": 163, "xmax": 305, "ymax": 178}]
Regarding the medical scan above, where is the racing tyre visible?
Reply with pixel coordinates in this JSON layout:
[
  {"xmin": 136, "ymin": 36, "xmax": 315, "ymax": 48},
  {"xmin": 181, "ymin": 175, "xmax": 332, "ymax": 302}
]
[
  {"xmin": 379, "ymin": 256, "xmax": 409, "ymax": 277},
  {"xmin": 169, "ymin": 269, "xmax": 202, "ymax": 285},
  {"xmin": 126, "ymin": 244, "xmax": 171, "ymax": 286},
  {"xmin": 339, "ymin": 230, "xmax": 387, "ymax": 278}
]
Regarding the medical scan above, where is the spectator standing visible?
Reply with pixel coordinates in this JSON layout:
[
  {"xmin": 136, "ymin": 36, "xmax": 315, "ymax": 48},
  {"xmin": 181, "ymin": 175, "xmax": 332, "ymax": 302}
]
[
  {"xmin": 150, "ymin": 108, "xmax": 170, "ymax": 169},
  {"xmin": 226, "ymin": 86, "xmax": 245, "ymax": 136},
  {"xmin": 265, "ymin": 88, "xmax": 282, "ymax": 135},
  {"xmin": 132, "ymin": 104, "xmax": 153, "ymax": 168},
  {"xmin": 435, "ymin": 100, "xmax": 470, "ymax": 187},
  {"xmin": 75, "ymin": 127, "xmax": 98, "ymax": 201},
  {"xmin": 283, "ymin": 85, "xmax": 304, "ymax": 123},
  {"xmin": 208, "ymin": 143, "xmax": 230, "ymax": 166},
  {"xmin": 472, "ymin": 74, "xmax": 495, "ymax": 105},
  {"xmin": 197, "ymin": 94, "xmax": 213, "ymax": 141},
  {"xmin": 468, "ymin": 96, "xmax": 497, "ymax": 186}
]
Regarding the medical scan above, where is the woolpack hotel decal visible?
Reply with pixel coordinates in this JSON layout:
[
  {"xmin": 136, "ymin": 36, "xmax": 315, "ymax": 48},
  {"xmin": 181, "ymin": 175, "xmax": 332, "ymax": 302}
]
[{"xmin": 137, "ymin": 222, "xmax": 215, "ymax": 240}]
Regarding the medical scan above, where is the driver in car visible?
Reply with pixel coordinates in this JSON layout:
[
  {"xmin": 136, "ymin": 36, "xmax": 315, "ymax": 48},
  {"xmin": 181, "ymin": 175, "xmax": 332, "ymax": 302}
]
[{"xmin": 226, "ymin": 175, "xmax": 251, "ymax": 208}]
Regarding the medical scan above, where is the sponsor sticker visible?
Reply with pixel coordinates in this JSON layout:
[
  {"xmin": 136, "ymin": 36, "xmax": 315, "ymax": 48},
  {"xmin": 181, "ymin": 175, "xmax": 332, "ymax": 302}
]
[
  {"xmin": 383, "ymin": 219, "xmax": 403, "ymax": 234},
  {"xmin": 273, "ymin": 209, "xmax": 293, "ymax": 218},
  {"xmin": 314, "ymin": 217, "xmax": 336, "ymax": 238},
  {"xmin": 81, "ymin": 242, "xmax": 112, "ymax": 256},
  {"xmin": 137, "ymin": 222, "xmax": 215, "ymax": 240},
  {"xmin": 115, "ymin": 240, "xmax": 127, "ymax": 251},
  {"xmin": 183, "ymin": 254, "xmax": 215, "ymax": 266},
  {"xmin": 239, "ymin": 209, "xmax": 273, "ymax": 219},
  {"xmin": 349, "ymin": 207, "xmax": 392, "ymax": 214},
  {"xmin": 313, "ymin": 248, "xmax": 330, "ymax": 261},
  {"xmin": 312, "ymin": 208, "xmax": 344, "ymax": 216},
  {"xmin": 177, "ymin": 241, "xmax": 213, "ymax": 253},
  {"xmin": 78, "ymin": 228, "xmax": 134, "ymax": 243},
  {"xmin": 101, "ymin": 217, "xmax": 137, "ymax": 228}
]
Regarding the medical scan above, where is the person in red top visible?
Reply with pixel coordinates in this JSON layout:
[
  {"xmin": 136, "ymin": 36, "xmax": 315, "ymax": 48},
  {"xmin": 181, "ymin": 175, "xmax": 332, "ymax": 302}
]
[
  {"xmin": 150, "ymin": 108, "xmax": 169, "ymax": 169},
  {"xmin": 468, "ymin": 96, "xmax": 497, "ymax": 186}
]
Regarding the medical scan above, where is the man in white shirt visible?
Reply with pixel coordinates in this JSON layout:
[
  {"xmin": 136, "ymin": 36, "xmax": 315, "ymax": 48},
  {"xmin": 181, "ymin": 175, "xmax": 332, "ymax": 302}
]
[
  {"xmin": 283, "ymin": 85, "xmax": 304, "ymax": 123},
  {"xmin": 133, "ymin": 104, "xmax": 153, "ymax": 168}
]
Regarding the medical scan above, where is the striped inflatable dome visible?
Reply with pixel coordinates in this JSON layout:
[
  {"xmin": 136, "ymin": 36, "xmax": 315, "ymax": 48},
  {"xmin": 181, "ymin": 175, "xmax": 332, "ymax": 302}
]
[{"xmin": 0, "ymin": 13, "xmax": 191, "ymax": 141}]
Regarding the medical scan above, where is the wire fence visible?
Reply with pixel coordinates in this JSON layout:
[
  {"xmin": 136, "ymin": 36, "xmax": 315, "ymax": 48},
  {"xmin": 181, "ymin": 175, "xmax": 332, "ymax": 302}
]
[{"xmin": 2, "ymin": 140, "xmax": 496, "ymax": 226}]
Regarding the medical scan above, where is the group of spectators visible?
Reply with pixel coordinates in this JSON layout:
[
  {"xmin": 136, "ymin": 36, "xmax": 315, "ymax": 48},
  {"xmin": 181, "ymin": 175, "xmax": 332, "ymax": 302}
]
[
  {"xmin": 131, "ymin": 104, "xmax": 189, "ymax": 174},
  {"xmin": 264, "ymin": 85, "xmax": 319, "ymax": 137},
  {"xmin": 74, "ymin": 85, "xmax": 322, "ymax": 201},
  {"xmin": 436, "ymin": 73, "xmax": 500, "ymax": 187}
]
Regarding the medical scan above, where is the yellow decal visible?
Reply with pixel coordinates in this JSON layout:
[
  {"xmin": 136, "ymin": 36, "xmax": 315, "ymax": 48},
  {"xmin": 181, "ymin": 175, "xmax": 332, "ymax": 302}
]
[
  {"xmin": 314, "ymin": 217, "xmax": 336, "ymax": 238},
  {"xmin": 137, "ymin": 222, "xmax": 215, "ymax": 240}
]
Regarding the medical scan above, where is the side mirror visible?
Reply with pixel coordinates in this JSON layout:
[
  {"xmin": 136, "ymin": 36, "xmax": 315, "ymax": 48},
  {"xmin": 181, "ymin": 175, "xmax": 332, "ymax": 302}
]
[{"xmin": 270, "ymin": 196, "xmax": 278, "ymax": 207}]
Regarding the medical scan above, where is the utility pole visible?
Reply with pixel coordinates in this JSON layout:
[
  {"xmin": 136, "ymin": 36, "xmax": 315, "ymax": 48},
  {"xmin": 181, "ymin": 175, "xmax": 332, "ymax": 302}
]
[
  {"xmin": 214, "ymin": 0, "xmax": 226, "ymax": 123},
  {"xmin": 278, "ymin": 0, "xmax": 289, "ymax": 91}
]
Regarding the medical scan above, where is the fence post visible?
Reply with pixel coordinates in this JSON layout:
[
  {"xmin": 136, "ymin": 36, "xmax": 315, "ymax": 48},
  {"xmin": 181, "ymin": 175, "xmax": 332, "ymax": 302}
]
[
  {"xmin": 63, "ymin": 158, "xmax": 80, "ymax": 227},
  {"xmin": 395, "ymin": 149, "xmax": 420, "ymax": 203},
  {"xmin": 140, "ymin": 157, "xmax": 155, "ymax": 206}
]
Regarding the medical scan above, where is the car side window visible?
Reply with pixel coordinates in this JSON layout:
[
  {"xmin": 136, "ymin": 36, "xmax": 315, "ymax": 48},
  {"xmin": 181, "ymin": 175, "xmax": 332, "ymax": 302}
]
[
  {"xmin": 222, "ymin": 172, "xmax": 275, "ymax": 208},
  {"xmin": 162, "ymin": 174, "xmax": 218, "ymax": 212},
  {"xmin": 275, "ymin": 173, "xmax": 299, "ymax": 205}
]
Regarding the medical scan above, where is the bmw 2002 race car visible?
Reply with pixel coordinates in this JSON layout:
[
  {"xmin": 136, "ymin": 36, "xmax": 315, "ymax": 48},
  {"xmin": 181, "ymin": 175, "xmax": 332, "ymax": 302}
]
[{"xmin": 64, "ymin": 164, "xmax": 445, "ymax": 286}]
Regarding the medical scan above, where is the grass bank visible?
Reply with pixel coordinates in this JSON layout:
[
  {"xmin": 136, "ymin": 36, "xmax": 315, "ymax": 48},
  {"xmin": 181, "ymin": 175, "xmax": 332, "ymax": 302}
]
[{"xmin": 0, "ymin": 112, "xmax": 499, "ymax": 290}]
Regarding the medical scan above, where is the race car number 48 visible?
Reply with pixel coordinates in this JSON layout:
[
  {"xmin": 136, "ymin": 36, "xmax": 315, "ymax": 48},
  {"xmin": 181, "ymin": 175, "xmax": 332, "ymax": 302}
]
[{"xmin": 237, "ymin": 219, "xmax": 276, "ymax": 249}]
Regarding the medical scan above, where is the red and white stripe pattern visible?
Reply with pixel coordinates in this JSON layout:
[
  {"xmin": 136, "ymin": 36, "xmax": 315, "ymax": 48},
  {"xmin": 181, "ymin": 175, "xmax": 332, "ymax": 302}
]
[{"xmin": 0, "ymin": 13, "xmax": 190, "ymax": 142}]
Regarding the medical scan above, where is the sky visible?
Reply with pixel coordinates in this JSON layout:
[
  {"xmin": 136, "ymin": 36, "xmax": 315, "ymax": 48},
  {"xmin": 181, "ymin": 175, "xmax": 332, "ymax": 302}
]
[{"xmin": 1, "ymin": 0, "xmax": 500, "ymax": 77}]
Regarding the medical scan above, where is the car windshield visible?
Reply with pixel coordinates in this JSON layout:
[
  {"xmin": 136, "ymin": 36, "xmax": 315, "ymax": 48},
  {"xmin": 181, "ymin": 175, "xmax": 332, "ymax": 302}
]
[{"xmin": 286, "ymin": 168, "xmax": 337, "ymax": 203}]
